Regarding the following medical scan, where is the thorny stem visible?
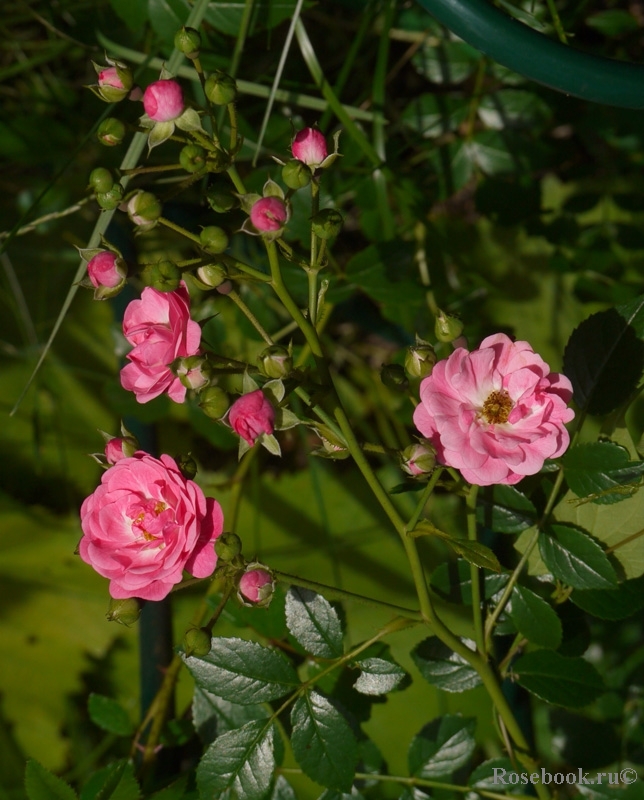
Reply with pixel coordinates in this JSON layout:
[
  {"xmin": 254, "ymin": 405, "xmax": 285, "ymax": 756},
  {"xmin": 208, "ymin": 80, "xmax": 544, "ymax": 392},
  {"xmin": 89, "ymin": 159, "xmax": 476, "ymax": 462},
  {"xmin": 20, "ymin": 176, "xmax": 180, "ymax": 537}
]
[{"xmin": 467, "ymin": 484, "xmax": 485, "ymax": 657}]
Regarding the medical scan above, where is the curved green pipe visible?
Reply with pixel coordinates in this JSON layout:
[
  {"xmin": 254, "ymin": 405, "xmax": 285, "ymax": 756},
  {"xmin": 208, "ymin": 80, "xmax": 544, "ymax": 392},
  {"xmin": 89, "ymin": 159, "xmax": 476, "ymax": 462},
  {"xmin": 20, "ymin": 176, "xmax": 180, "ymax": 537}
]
[{"xmin": 415, "ymin": 0, "xmax": 644, "ymax": 108}]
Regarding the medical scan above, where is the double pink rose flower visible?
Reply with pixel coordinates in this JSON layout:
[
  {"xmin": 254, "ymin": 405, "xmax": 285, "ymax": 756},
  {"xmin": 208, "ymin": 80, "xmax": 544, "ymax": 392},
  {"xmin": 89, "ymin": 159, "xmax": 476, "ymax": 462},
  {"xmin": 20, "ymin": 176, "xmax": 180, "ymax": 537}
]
[
  {"xmin": 414, "ymin": 333, "xmax": 574, "ymax": 486},
  {"xmin": 120, "ymin": 282, "xmax": 201, "ymax": 404},
  {"xmin": 79, "ymin": 452, "xmax": 223, "ymax": 601}
]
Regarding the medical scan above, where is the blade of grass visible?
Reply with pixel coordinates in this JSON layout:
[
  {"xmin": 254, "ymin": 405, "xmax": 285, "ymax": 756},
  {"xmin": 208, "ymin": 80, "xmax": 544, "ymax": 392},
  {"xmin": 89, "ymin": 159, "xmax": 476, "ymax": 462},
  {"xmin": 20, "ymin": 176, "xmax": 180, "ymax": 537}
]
[
  {"xmin": 372, "ymin": 0, "xmax": 396, "ymax": 240},
  {"xmin": 11, "ymin": 0, "xmax": 213, "ymax": 416},
  {"xmin": 252, "ymin": 0, "xmax": 306, "ymax": 166},
  {"xmin": 97, "ymin": 33, "xmax": 381, "ymax": 122},
  {"xmin": 294, "ymin": 18, "xmax": 381, "ymax": 167}
]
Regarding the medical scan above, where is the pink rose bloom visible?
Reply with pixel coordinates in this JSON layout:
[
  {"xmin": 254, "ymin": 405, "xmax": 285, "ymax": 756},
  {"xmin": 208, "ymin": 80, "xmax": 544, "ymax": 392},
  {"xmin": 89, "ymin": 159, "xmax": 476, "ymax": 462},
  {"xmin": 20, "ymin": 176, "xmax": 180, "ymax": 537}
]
[
  {"xmin": 143, "ymin": 79, "xmax": 184, "ymax": 122},
  {"xmin": 292, "ymin": 127, "xmax": 327, "ymax": 167},
  {"xmin": 238, "ymin": 567, "xmax": 274, "ymax": 606},
  {"xmin": 413, "ymin": 333, "xmax": 574, "ymax": 486},
  {"xmin": 228, "ymin": 390, "xmax": 275, "ymax": 445},
  {"xmin": 80, "ymin": 452, "xmax": 223, "ymax": 601},
  {"xmin": 120, "ymin": 282, "xmax": 201, "ymax": 404},
  {"xmin": 87, "ymin": 251, "xmax": 126, "ymax": 289},
  {"xmin": 98, "ymin": 67, "xmax": 125, "ymax": 89},
  {"xmin": 250, "ymin": 197, "xmax": 287, "ymax": 232}
]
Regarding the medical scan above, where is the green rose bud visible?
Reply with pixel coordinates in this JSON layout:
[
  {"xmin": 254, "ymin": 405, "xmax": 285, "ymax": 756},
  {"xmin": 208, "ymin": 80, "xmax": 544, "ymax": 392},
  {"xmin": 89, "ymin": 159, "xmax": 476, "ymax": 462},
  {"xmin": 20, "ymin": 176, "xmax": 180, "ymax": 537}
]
[
  {"xmin": 215, "ymin": 532, "xmax": 242, "ymax": 561},
  {"xmin": 96, "ymin": 183, "xmax": 124, "ymax": 210},
  {"xmin": 174, "ymin": 26, "xmax": 201, "ymax": 59},
  {"xmin": 127, "ymin": 191, "xmax": 162, "ymax": 228},
  {"xmin": 311, "ymin": 208, "xmax": 343, "ymax": 240},
  {"xmin": 196, "ymin": 263, "xmax": 228, "ymax": 289},
  {"xmin": 140, "ymin": 259, "xmax": 181, "ymax": 292},
  {"xmin": 400, "ymin": 442, "xmax": 436, "ymax": 477},
  {"xmin": 204, "ymin": 71, "xmax": 238, "ymax": 105},
  {"xmin": 282, "ymin": 159, "xmax": 311, "ymax": 190},
  {"xmin": 380, "ymin": 363, "xmax": 409, "ymax": 392},
  {"xmin": 199, "ymin": 386, "xmax": 230, "ymax": 419},
  {"xmin": 106, "ymin": 597, "xmax": 141, "ymax": 626},
  {"xmin": 207, "ymin": 186, "xmax": 239, "ymax": 213},
  {"xmin": 175, "ymin": 453, "xmax": 198, "ymax": 480},
  {"xmin": 183, "ymin": 627, "xmax": 211, "ymax": 657},
  {"xmin": 258, "ymin": 345, "xmax": 293, "ymax": 379},
  {"xmin": 97, "ymin": 118, "xmax": 126, "ymax": 147},
  {"xmin": 434, "ymin": 309, "xmax": 464, "ymax": 343},
  {"xmin": 174, "ymin": 355, "xmax": 212, "ymax": 391},
  {"xmin": 180, "ymin": 144, "xmax": 207, "ymax": 173},
  {"xmin": 200, "ymin": 226, "xmax": 229, "ymax": 255},
  {"xmin": 405, "ymin": 338, "xmax": 437, "ymax": 379},
  {"xmin": 89, "ymin": 167, "xmax": 114, "ymax": 194}
]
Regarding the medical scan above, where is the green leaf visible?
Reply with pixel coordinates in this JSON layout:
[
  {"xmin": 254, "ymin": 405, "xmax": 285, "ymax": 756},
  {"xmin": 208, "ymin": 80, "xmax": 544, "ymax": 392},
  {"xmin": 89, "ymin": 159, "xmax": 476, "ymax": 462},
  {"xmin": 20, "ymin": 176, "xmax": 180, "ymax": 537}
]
[
  {"xmin": 430, "ymin": 562, "xmax": 508, "ymax": 605},
  {"xmin": 408, "ymin": 715, "xmax": 476, "ymax": 779},
  {"xmin": 147, "ymin": 0, "xmax": 190, "ymax": 43},
  {"xmin": 539, "ymin": 525, "xmax": 618, "ymax": 590},
  {"xmin": 270, "ymin": 776, "xmax": 296, "ymax": 800},
  {"xmin": 146, "ymin": 777, "xmax": 189, "ymax": 800},
  {"xmin": 80, "ymin": 761, "xmax": 140, "ymax": 800},
  {"xmin": 285, "ymin": 587, "xmax": 344, "ymax": 659},
  {"xmin": 478, "ymin": 90, "xmax": 550, "ymax": 130},
  {"xmin": 453, "ymin": 131, "xmax": 516, "ymax": 177},
  {"xmin": 353, "ymin": 657, "xmax": 407, "ymax": 695},
  {"xmin": 562, "ymin": 305, "xmax": 644, "ymax": 415},
  {"xmin": 513, "ymin": 650, "xmax": 605, "ymax": 708},
  {"xmin": 509, "ymin": 585, "xmax": 562, "ymax": 649},
  {"xmin": 571, "ymin": 575, "xmax": 644, "ymax": 620},
  {"xmin": 443, "ymin": 538, "xmax": 502, "ymax": 572},
  {"xmin": 25, "ymin": 761, "xmax": 77, "ymax": 800},
  {"xmin": 411, "ymin": 638, "xmax": 482, "ymax": 693},
  {"xmin": 562, "ymin": 442, "xmax": 644, "ymax": 504},
  {"xmin": 192, "ymin": 687, "xmax": 269, "ymax": 745},
  {"xmin": 196, "ymin": 719, "xmax": 274, "ymax": 800},
  {"xmin": 401, "ymin": 94, "xmax": 468, "ymax": 139},
  {"xmin": 290, "ymin": 690, "xmax": 358, "ymax": 791},
  {"xmin": 469, "ymin": 758, "xmax": 515, "ymax": 790},
  {"xmin": 317, "ymin": 792, "xmax": 365, "ymax": 800},
  {"xmin": 477, "ymin": 485, "xmax": 537, "ymax": 533},
  {"xmin": 586, "ymin": 10, "xmax": 639, "ymax": 36},
  {"xmin": 88, "ymin": 694, "xmax": 134, "ymax": 737},
  {"xmin": 183, "ymin": 637, "xmax": 299, "ymax": 704},
  {"xmin": 412, "ymin": 40, "xmax": 479, "ymax": 84},
  {"xmin": 109, "ymin": 0, "xmax": 149, "ymax": 30}
]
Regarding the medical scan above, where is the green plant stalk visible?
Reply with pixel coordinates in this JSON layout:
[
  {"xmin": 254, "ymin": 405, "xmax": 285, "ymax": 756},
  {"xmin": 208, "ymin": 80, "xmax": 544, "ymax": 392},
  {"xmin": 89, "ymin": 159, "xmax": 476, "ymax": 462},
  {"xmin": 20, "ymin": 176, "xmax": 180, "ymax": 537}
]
[
  {"xmin": 407, "ymin": 469, "xmax": 444, "ymax": 531},
  {"xmin": 229, "ymin": 0, "xmax": 254, "ymax": 78},
  {"xmin": 545, "ymin": 0, "xmax": 568, "ymax": 44},
  {"xmin": 192, "ymin": 55, "xmax": 220, "ymax": 143},
  {"xmin": 157, "ymin": 216, "xmax": 202, "ymax": 245},
  {"xmin": 467, "ymin": 484, "xmax": 485, "ymax": 656},
  {"xmin": 308, "ymin": 179, "xmax": 321, "ymax": 325},
  {"xmin": 274, "ymin": 570, "xmax": 423, "ymax": 619},
  {"xmin": 227, "ymin": 446, "xmax": 259, "ymax": 533},
  {"xmin": 227, "ymin": 289, "xmax": 273, "ymax": 345},
  {"xmin": 227, "ymin": 102, "xmax": 239, "ymax": 152},
  {"xmin": 372, "ymin": 0, "xmax": 396, "ymax": 240}
]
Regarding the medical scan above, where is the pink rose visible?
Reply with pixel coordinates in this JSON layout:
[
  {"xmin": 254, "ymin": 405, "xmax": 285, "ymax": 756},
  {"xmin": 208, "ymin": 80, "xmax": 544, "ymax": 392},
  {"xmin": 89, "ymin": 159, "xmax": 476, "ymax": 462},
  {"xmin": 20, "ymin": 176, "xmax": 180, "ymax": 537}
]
[
  {"xmin": 413, "ymin": 333, "xmax": 574, "ymax": 486},
  {"xmin": 250, "ymin": 197, "xmax": 288, "ymax": 233},
  {"xmin": 292, "ymin": 127, "xmax": 327, "ymax": 167},
  {"xmin": 98, "ymin": 67, "xmax": 125, "ymax": 89},
  {"xmin": 143, "ymin": 79, "xmax": 184, "ymax": 122},
  {"xmin": 79, "ymin": 452, "xmax": 223, "ymax": 600},
  {"xmin": 228, "ymin": 390, "xmax": 275, "ymax": 445},
  {"xmin": 105, "ymin": 436, "xmax": 138, "ymax": 465},
  {"xmin": 120, "ymin": 282, "xmax": 201, "ymax": 404},
  {"xmin": 87, "ymin": 251, "xmax": 126, "ymax": 289},
  {"xmin": 238, "ymin": 566, "xmax": 274, "ymax": 606}
]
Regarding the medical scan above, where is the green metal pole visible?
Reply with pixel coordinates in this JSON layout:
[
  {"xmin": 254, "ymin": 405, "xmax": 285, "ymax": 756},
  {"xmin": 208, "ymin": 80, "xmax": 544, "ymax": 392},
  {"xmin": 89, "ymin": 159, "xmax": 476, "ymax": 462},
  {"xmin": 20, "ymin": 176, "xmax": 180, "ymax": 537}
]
[{"xmin": 415, "ymin": 0, "xmax": 644, "ymax": 108}]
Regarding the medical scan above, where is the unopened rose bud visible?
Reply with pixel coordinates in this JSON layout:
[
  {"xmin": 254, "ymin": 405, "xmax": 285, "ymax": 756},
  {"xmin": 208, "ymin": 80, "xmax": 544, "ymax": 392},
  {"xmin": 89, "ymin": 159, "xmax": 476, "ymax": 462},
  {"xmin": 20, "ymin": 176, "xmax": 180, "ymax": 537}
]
[
  {"xmin": 89, "ymin": 167, "xmax": 114, "ymax": 194},
  {"xmin": 200, "ymin": 226, "xmax": 229, "ymax": 255},
  {"xmin": 258, "ymin": 345, "xmax": 293, "ymax": 379},
  {"xmin": 250, "ymin": 197, "xmax": 288, "ymax": 234},
  {"xmin": 96, "ymin": 183, "xmax": 124, "ymax": 210},
  {"xmin": 106, "ymin": 597, "xmax": 141, "ymax": 626},
  {"xmin": 175, "ymin": 453, "xmax": 198, "ymax": 480},
  {"xmin": 183, "ymin": 627, "xmax": 211, "ymax": 657},
  {"xmin": 174, "ymin": 27, "xmax": 201, "ymax": 59},
  {"xmin": 204, "ymin": 71, "xmax": 238, "ymax": 105},
  {"xmin": 435, "ymin": 309, "xmax": 464, "ymax": 343},
  {"xmin": 97, "ymin": 118, "xmax": 126, "ymax": 146},
  {"xmin": 215, "ymin": 532, "xmax": 242, "ymax": 561},
  {"xmin": 196, "ymin": 263, "xmax": 228, "ymax": 289},
  {"xmin": 311, "ymin": 208, "xmax": 343, "ymax": 240},
  {"xmin": 199, "ymin": 386, "xmax": 230, "ymax": 419},
  {"xmin": 105, "ymin": 435, "xmax": 139, "ymax": 464},
  {"xmin": 143, "ymin": 79, "xmax": 184, "ymax": 122},
  {"xmin": 180, "ymin": 144, "xmax": 207, "ymax": 173},
  {"xmin": 95, "ymin": 63, "xmax": 133, "ymax": 102},
  {"xmin": 174, "ymin": 355, "xmax": 212, "ymax": 391},
  {"xmin": 207, "ymin": 186, "xmax": 238, "ymax": 213},
  {"xmin": 140, "ymin": 259, "xmax": 181, "ymax": 292},
  {"xmin": 381, "ymin": 364, "xmax": 409, "ymax": 392},
  {"xmin": 405, "ymin": 339, "xmax": 437, "ymax": 379},
  {"xmin": 238, "ymin": 563, "xmax": 275, "ymax": 607},
  {"xmin": 216, "ymin": 280, "xmax": 233, "ymax": 295},
  {"xmin": 86, "ymin": 251, "xmax": 127, "ymax": 299},
  {"xmin": 292, "ymin": 127, "xmax": 328, "ymax": 168},
  {"xmin": 228, "ymin": 390, "xmax": 275, "ymax": 446},
  {"xmin": 127, "ymin": 191, "xmax": 162, "ymax": 228},
  {"xmin": 282, "ymin": 159, "xmax": 311, "ymax": 190},
  {"xmin": 400, "ymin": 442, "xmax": 436, "ymax": 477}
]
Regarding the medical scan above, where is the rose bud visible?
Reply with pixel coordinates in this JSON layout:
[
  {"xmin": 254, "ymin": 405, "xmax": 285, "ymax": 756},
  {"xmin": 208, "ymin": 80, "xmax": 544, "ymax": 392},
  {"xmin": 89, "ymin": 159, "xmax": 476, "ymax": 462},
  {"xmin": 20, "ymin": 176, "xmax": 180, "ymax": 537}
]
[
  {"xmin": 199, "ymin": 386, "xmax": 230, "ymax": 420},
  {"xmin": 174, "ymin": 355, "xmax": 212, "ymax": 391},
  {"xmin": 175, "ymin": 453, "xmax": 198, "ymax": 480},
  {"xmin": 96, "ymin": 183, "xmax": 124, "ymax": 210},
  {"xmin": 292, "ymin": 127, "xmax": 327, "ymax": 168},
  {"xmin": 204, "ymin": 71, "xmax": 238, "ymax": 105},
  {"xmin": 180, "ymin": 144, "xmax": 207, "ymax": 173},
  {"xmin": 258, "ymin": 345, "xmax": 292, "ymax": 379},
  {"xmin": 140, "ymin": 259, "xmax": 181, "ymax": 292},
  {"xmin": 310, "ymin": 208, "xmax": 343, "ymax": 240},
  {"xmin": 105, "ymin": 435, "xmax": 139, "ymax": 465},
  {"xmin": 95, "ymin": 63, "xmax": 133, "ymax": 102},
  {"xmin": 207, "ymin": 186, "xmax": 238, "ymax": 213},
  {"xmin": 200, "ymin": 226, "xmax": 229, "ymax": 255},
  {"xmin": 282, "ymin": 159, "xmax": 311, "ymax": 190},
  {"xmin": 381, "ymin": 363, "xmax": 409, "ymax": 392},
  {"xmin": 97, "ymin": 118, "xmax": 126, "ymax": 146},
  {"xmin": 106, "ymin": 597, "xmax": 141, "ymax": 626},
  {"xmin": 196, "ymin": 263, "xmax": 228, "ymax": 289},
  {"xmin": 400, "ymin": 442, "xmax": 436, "ymax": 477},
  {"xmin": 127, "ymin": 191, "xmax": 162, "ymax": 229},
  {"xmin": 87, "ymin": 251, "xmax": 127, "ymax": 299},
  {"xmin": 174, "ymin": 27, "xmax": 201, "ymax": 60},
  {"xmin": 143, "ymin": 79, "xmax": 184, "ymax": 122},
  {"xmin": 405, "ymin": 339, "xmax": 437, "ymax": 380},
  {"xmin": 89, "ymin": 167, "xmax": 114, "ymax": 194},
  {"xmin": 435, "ymin": 309, "xmax": 464, "ymax": 343},
  {"xmin": 250, "ymin": 197, "xmax": 288, "ymax": 234},
  {"xmin": 183, "ymin": 627, "xmax": 211, "ymax": 657},
  {"xmin": 228, "ymin": 390, "xmax": 275, "ymax": 446},
  {"xmin": 215, "ymin": 532, "xmax": 242, "ymax": 562},
  {"xmin": 238, "ymin": 564, "xmax": 275, "ymax": 608}
]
